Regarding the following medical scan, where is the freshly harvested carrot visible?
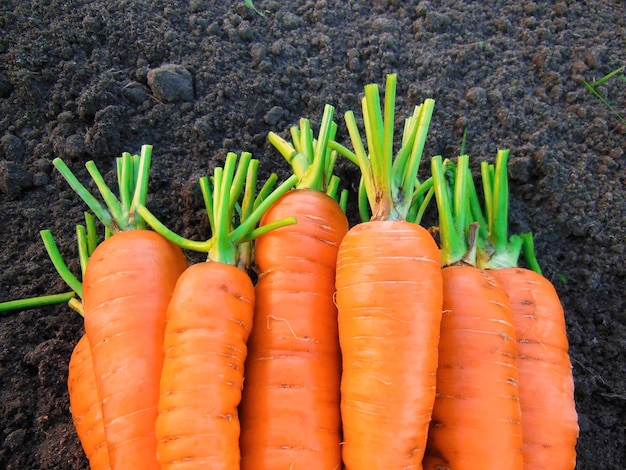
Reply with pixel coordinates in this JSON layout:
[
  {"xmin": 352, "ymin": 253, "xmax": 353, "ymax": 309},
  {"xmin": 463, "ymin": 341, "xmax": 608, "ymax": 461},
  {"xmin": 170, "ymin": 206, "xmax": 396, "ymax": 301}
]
[
  {"xmin": 332, "ymin": 74, "xmax": 442, "ymax": 469},
  {"xmin": 473, "ymin": 150, "xmax": 578, "ymax": 469},
  {"xmin": 423, "ymin": 155, "xmax": 524, "ymax": 469},
  {"xmin": 138, "ymin": 152, "xmax": 297, "ymax": 469},
  {"xmin": 239, "ymin": 105, "xmax": 348, "ymax": 469},
  {"xmin": 54, "ymin": 145, "xmax": 189, "ymax": 469},
  {"xmin": 68, "ymin": 334, "xmax": 111, "ymax": 470}
]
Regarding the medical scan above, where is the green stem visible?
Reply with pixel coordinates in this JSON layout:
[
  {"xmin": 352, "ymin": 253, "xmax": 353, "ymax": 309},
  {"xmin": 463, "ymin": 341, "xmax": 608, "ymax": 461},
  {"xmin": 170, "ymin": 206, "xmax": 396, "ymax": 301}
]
[
  {"xmin": 40, "ymin": 230, "xmax": 83, "ymax": 298},
  {"xmin": 135, "ymin": 206, "xmax": 210, "ymax": 252},
  {"xmin": 431, "ymin": 156, "xmax": 468, "ymax": 266},
  {"xmin": 414, "ymin": 186, "xmax": 435, "ymax": 225},
  {"xmin": 521, "ymin": 232, "xmax": 543, "ymax": 275},
  {"xmin": 328, "ymin": 140, "xmax": 359, "ymax": 166},
  {"xmin": 84, "ymin": 212, "xmax": 99, "ymax": 255},
  {"xmin": 77, "ymin": 225, "xmax": 89, "ymax": 278},
  {"xmin": 53, "ymin": 158, "xmax": 116, "ymax": 230},
  {"xmin": 0, "ymin": 292, "xmax": 76, "ymax": 312},
  {"xmin": 490, "ymin": 149, "xmax": 510, "ymax": 252},
  {"xmin": 453, "ymin": 155, "xmax": 470, "ymax": 238},
  {"xmin": 339, "ymin": 189, "xmax": 348, "ymax": 214}
]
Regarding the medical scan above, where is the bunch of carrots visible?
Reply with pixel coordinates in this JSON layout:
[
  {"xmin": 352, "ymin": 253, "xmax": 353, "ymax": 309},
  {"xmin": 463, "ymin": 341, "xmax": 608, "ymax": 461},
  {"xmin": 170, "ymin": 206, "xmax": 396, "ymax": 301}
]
[{"xmin": 0, "ymin": 74, "xmax": 578, "ymax": 470}]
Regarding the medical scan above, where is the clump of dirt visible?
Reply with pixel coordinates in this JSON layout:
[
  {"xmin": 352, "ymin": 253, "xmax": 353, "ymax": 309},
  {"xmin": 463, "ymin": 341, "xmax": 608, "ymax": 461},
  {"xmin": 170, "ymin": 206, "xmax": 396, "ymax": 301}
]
[{"xmin": 1, "ymin": 1, "xmax": 624, "ymax": 468}]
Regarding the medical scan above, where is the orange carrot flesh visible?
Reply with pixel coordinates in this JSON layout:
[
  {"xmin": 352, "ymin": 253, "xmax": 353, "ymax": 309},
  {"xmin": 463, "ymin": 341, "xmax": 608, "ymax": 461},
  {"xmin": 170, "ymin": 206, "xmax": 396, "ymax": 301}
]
[
  {"xmin": 68, "ymin": 334, "xmax": 111, "ymax": 470},
  {"xmin": 240, "ymin": 189, "xmax": 348, "ymax": 469},
  {"xmin": 336, "ymin": 220, "xmax": 443, "ymax": 468},
  {"xmin": 82, "ymin": 230, "xmax": 188, "ymax": 469},
  {"xmin": 156, "ymin": 262, "xmax": 254, "ymax": 470},
  {"xmin": 423, "ymin": 265, "xmax": 524, "ymax": 470},
  {"xmin": 489, "ymin": 268, "xmax": 578, "ymax": 469}
]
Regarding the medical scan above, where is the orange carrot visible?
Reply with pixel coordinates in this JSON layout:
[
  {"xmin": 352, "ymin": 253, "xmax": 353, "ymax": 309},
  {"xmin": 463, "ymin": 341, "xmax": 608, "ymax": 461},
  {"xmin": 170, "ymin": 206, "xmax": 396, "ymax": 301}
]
[
  {"xmin": 138, "ymin": 152, "xmax": 297, "ymax": 469},
  {"xmin": 474, "ymin": 150, "xmax": 578, "ymax": 469},
  {"xmin": 332, "ymin": 74, "xmax": 442, "ymax": 468},
  {"xmin": 240, "ymin": 106, "xmax": 348, "ymax": 469},
  {"xmin": 54, "ymin": 146, "xmax": 189, "ymax": 469},
  {"xmin": 68, "ymin": 334, "xmax": 111, "ymax": 470},
  {"xmin": 423, "ymin": 155, "xmax": 524, "ymax": 469}
]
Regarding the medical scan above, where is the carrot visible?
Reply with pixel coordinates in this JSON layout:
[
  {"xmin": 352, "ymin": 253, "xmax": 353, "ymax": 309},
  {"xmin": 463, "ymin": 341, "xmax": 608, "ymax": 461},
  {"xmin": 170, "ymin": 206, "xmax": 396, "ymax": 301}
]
[
  {"xmin": 239, "ymin": 105, "xmax": 348, "ymax": 469},
  {"xmin": 137, "ymin": 152, "xmax": 298, "ymax": 469},
  {"xmin": 473, "ymin": 150, "xmax": 578, "ymax": 469},
  {"xmin": 423, "ymin": 154, "xmax": 524, "ymax": 469},
  {"xmin": 68, "ymin": 334, "xmax": 111, "ymax": 470},
  {"xmin": 53, "ymin": 145, "xmax": 189, "ymax": 469},
  {"xmin": 331, "ymin": 74, "xmax": 442, "ymax": 469}
]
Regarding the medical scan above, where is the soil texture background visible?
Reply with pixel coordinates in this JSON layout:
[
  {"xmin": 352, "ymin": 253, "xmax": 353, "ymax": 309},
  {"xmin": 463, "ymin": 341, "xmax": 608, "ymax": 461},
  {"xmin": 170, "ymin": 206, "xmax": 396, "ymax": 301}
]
[{"xmin": 0, "ymin": 1, "xmax": 624, "ymax": 468}]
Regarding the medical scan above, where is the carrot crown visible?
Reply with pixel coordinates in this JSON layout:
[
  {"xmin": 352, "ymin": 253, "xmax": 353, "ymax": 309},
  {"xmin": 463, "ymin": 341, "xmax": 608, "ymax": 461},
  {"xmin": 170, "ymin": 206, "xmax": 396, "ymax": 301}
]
[
  {"xmin": 268, "ymin": 103, "xmax": 348, "ymax": 211},
  {"xmin": 137, "ymin": 152, "xmax": 298, "ymax": 267},
  {"xmin": 471, "ymin": 149, "xmax": 526, "ymax": 270},
  {"xmin": 431, "ymin": 154, "xmax": 478, "ymax": 267},
  {"xmin": 53, "ymin": 145, "xmax": 157, "ymax": 234},
  {"xmin": 437, "ymin": 149, "xmax": 542, "ymax": 273},
  {"xmin": 332, "ymin": 74, "xmax": 435, "ymax": 222}
]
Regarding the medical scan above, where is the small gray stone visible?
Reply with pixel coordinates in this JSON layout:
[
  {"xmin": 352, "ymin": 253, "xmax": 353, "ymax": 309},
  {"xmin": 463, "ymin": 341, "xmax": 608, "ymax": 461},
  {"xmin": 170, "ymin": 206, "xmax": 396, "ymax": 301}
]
[
  {"xmin": 264, "ymin": 106, "xmax": 285, "ymax": 126},
  {"xmin": 147, "ymin": 64, "xmax": 194, "ymax": 103}
]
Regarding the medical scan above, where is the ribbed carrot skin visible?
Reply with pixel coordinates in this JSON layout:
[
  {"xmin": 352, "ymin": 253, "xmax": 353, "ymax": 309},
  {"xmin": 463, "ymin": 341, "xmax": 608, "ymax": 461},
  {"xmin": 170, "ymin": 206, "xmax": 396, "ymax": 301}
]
[
  {"xmin": 488, "ymin": 268, "xmax": 578, "ymax": 469},
  {"xmin": 336, "ymin": 220, "xmax": 442, "ymax": 469},
  {"xmin": 82, "ymin": 230, "xmax": 188, "ymax": 469},
  {"xmin": 68, "ymin": 334, "xmax": 111, "ymax": 470},
  {"xmin": 424, "ymin": 265, "xmax": 524, "ymax": 470},
  {"xmin": 240, "ymin": 189, "xmax": 348, "ymax": 469},
  {"xmin": 156, "ymin": 262, "xmax": 254, "ymax": 469}
]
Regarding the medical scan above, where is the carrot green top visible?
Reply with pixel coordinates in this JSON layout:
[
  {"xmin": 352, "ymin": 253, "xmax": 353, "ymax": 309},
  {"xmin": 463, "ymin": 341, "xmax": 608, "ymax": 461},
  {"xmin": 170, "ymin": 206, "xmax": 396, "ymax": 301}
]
[
  {"xmin": 472, "ymin": 149, "xmax": 541, "ymax": 273},
  {"xmin": 431, "ymin": 154, "xmax": 477, "ymax": 267},
  {"xmin": 137, "ymin": 151, "xmax": 298, "ymax": 267},
  {"xmin": 268, "ymin": 104, "xmax": 348, "ymax": 212},
  {"xmin": 53, "ymin": 145, "xmax": 157, "ymax": 234},
  {"xmin": 432, "ymin": 149, "xmax": 541, "ymax": 273},
  {"xmin": 331, "ymin": 74, "xmax": 435, "ymax": 222}
]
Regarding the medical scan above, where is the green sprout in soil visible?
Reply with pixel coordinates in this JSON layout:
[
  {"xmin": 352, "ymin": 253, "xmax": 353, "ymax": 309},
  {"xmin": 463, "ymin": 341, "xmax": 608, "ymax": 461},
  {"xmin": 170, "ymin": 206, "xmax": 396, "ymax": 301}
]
[
  {"xmin": 583, "ymin": 66, "xmax": 626, "ymax": 126},
  {"xmin": 244, "ymin": 0, "xmax": 266, "ymax": 17}
]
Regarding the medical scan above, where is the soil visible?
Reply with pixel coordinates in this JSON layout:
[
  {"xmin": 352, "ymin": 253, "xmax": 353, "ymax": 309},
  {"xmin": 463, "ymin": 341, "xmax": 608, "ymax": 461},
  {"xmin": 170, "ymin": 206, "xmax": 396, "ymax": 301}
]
[{"xmin": 0, "ymin": 0, "xmax": 624, "ymax": 468}]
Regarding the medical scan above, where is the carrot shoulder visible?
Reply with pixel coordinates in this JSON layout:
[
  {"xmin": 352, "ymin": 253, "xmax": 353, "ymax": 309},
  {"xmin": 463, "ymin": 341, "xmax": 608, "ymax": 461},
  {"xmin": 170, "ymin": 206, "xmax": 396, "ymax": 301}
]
[
  {"xmin": 240, "ymin": 106, "xmax": 348, "ymax": 469},
  {"xmin": 423, "ymin": 155, "xmax": 524, "ymax": 469},
  {"xmin": 54, "ymin": 146, "xmax": 189, "ymax": 469},
  {"xmin": 138, "ymin": 152, "xmax": 297, "ymax": 469},
  {"xmin": 475, "ymin": 151, "xmax": 578, "ymax": 469},
  {"xmin": 333, "ymin": 74, "xmax": 442, "ymax": 468}
]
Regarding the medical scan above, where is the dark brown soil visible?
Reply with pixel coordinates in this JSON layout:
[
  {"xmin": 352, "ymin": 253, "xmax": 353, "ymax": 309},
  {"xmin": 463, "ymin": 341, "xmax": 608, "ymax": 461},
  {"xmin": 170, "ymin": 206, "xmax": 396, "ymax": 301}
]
[{"xmin": 1, "ymin": 1, "xmax": 624, "ymax": 469}]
